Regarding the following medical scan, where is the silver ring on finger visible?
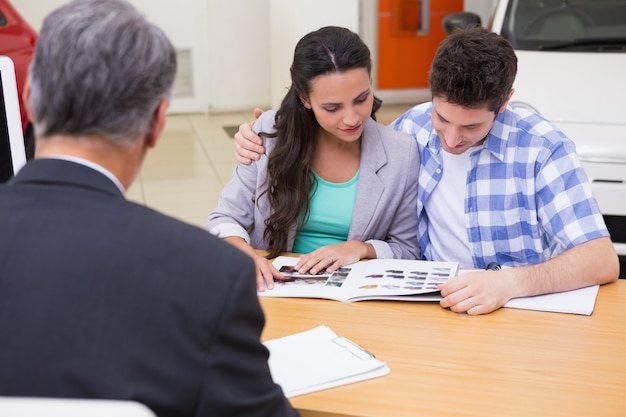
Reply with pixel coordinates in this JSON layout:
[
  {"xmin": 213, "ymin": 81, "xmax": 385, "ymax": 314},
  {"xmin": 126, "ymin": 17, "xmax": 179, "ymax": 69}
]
[
  {"xmin": 328, "ymin": 256, "xmax": 335, "ymax": 264},
  {"xmin": 467, "ymin": 297, "xmax": 476, "ymax": 307}
]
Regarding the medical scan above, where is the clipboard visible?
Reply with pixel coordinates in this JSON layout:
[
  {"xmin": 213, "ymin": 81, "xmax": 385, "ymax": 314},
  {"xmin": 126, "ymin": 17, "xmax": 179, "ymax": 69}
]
[{"xmin": 263, "ymin": 325, "xmax": 390, "ymax": 397}]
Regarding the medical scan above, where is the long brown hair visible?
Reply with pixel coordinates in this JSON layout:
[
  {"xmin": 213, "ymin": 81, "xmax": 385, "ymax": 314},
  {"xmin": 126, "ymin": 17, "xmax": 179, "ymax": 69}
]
[{"xmin": 260, "ymin": 26, "xmax": 382, "ymax": 257}]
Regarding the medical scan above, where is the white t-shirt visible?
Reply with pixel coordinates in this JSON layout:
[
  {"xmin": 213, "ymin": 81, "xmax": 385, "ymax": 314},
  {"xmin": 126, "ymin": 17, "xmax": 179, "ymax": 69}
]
[{"xmin": 425, "ymin": 148, "xmax": 475, "ymax": 268}]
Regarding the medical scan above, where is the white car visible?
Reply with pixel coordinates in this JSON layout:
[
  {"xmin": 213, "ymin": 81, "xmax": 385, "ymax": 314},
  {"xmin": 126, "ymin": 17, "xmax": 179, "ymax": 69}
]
[{"xmin": 445, "ymin": 0, "xmax": 626, "ymax": 275}]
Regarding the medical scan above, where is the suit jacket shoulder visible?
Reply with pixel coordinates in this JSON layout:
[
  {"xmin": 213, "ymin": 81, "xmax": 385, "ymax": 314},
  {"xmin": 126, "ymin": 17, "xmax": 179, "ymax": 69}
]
[{"xmin": 0, "ymin": 159, "xmax": 297, "ymax": 417}]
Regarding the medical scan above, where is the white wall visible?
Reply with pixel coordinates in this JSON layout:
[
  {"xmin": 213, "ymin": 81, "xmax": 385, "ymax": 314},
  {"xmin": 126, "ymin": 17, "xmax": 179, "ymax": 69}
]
[
  {"xmin": 12, "ymin": 0, "xmax": 496, "ymax": 114},
  {"xmin": 9, "ymin": 0, "xmax": 58, "ymax": 30},
  {"xmin": 12, "ymin": 0, "xmax": 222, "ymax": 114},
  {"xmin": 206, "ymin": 0, "xmax": 271, "ymax": 112},
  {"xmin": 138, "ymin": 0, "xmax": 210, "ymax": 114},
  {"xmin": 464, "ymin": 0, "xmax": 498, "ymax": 26},
  {"xmin": 269, "ymin": 0, "xmax": 359, "ymax": 109}
]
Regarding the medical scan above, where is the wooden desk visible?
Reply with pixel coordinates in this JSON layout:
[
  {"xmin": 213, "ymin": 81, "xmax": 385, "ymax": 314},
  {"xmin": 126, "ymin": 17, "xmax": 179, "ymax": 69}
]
[{"xmin": 260, "ymin": 280, "xmax": 626, "ymax": 417}]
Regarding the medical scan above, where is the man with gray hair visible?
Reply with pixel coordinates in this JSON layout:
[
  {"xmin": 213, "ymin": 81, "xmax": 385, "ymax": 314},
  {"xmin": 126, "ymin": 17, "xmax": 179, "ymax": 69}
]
[{"xmin": 0, "ymin": 1, "xmax": 299, "ymax": 416}]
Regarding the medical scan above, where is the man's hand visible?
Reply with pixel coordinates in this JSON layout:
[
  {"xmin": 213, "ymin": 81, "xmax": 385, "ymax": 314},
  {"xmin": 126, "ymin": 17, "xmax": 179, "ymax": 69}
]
[
  {"xmin": 438, "ymin": 269, "xmax": 516, "ymax": 315},
  {"xmin": 234, "ymin": 108, "xmax": 266, "ymax": 164},
  {"xmin": 439, "ymin": 237, "xmax": 619, "ymax": 315}
]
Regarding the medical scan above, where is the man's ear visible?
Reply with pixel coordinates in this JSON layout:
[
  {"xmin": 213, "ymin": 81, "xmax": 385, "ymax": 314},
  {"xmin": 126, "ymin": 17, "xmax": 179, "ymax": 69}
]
[
  {"xmin": 22, "ymin": 79, "xmax": 35, "ymax": 123},
  {"xmin": 145, "ymin": 99, "xmax": 169, "ymax": 148},
  {"xmin": 498, "ymin": 89, "xmax": 515, "ymax": 113},
  {"xmin": 298, "ymin": 93, "xmax": 312, "ymax": 109}
]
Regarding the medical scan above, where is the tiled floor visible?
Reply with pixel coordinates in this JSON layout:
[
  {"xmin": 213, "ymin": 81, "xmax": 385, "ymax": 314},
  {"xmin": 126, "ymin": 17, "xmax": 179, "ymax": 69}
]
[{"xmin": 127, "ymin": 104, "xmax": 416, "ymax": 229}]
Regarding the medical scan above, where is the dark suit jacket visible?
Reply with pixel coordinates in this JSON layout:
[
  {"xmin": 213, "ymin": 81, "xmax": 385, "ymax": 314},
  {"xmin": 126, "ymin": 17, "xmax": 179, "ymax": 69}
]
[{"xmin": 0, "ymin": 158, "xmax": 298, "ymax": 417}]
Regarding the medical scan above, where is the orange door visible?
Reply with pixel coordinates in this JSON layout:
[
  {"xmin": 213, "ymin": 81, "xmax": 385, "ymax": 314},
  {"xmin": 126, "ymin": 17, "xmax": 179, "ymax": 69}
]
[{"xmin": 377, "ymin": 0, "xmax": 463, "ymax": 89}]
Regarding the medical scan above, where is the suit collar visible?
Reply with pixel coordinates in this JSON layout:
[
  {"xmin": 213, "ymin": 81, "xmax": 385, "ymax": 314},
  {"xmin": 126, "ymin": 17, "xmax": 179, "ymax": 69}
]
[
  {"xmin": 10, "ymin": 158, "xmax": 125, "ymax": 199},
  {"xmin": 45, "ymin": 155, "xmax": 125, "ymax": 193}
]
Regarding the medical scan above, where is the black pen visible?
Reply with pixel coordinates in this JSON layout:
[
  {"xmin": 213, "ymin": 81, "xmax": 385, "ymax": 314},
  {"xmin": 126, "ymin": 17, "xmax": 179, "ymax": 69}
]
[{"xmin": 485, "ymin": 262, "xmax": 501, "ymax": 271}]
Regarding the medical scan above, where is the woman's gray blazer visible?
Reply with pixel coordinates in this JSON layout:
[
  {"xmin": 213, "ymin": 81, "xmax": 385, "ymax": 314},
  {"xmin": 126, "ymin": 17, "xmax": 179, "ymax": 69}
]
[{"xmin": 206, "ymin": 110, "xmax": 420, "ymax": 260}]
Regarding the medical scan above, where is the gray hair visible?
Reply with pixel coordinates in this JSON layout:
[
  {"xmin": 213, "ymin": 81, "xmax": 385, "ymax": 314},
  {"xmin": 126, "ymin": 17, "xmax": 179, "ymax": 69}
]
[{"xmin": 28, "ymin": 0, "xmax": 177, "ymax": 143}]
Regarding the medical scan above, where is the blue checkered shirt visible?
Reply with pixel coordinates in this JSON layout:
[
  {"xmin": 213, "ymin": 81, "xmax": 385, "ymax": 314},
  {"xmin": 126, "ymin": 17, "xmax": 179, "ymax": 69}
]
[{"xmin": 390, "ymin": 102, "xmax": 609, "ymax": 269}]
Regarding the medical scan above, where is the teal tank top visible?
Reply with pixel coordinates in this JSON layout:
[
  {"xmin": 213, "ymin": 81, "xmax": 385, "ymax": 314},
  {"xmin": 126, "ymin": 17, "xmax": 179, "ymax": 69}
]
[{"xmin": 292, "ymin": 171, "xmax": 359, "ymax": 254}]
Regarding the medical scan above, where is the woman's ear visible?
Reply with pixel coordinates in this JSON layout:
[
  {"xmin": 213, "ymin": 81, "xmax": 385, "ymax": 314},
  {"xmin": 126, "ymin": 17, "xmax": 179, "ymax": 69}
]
[{"xmin": 298, "ymin": 93, "xmax": 312, "ymax": 109}]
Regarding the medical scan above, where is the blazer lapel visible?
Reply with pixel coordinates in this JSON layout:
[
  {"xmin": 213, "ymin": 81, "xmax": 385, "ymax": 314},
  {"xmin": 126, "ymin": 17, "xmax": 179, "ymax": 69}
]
[{"xmin": 348, "ymin": 119, "xmax": 386, "ymax": 241}]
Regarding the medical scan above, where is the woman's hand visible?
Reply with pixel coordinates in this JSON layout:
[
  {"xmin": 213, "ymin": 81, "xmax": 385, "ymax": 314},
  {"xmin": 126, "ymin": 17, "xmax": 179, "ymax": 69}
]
[
  {"xmin": 224, "ymin": 236, "xmax": 285, "ymax": 291},
  {"xmin": 294, "ymin": 240, "xmax": 376, "ymax": 275},
  {"xmin": 250, "ymin": 252, "xmax": 286, "ymax": 292}
]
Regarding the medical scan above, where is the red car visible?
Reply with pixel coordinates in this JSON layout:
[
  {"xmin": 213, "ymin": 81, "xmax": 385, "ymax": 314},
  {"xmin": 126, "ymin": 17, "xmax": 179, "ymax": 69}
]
[{"xmin": 0, "ymin": 0, "xmax": 37, "ymax": 158}]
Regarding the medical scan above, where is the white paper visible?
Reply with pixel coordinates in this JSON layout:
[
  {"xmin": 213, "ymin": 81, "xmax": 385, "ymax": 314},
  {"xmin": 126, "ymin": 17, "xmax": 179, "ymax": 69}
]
[
  {"xmin": 264, "ymin": 325, "xmax": 389, "ymax": 397},
  {"xmin": 503, "ymin": 285, "xmax": 599, "ymax": 315}
]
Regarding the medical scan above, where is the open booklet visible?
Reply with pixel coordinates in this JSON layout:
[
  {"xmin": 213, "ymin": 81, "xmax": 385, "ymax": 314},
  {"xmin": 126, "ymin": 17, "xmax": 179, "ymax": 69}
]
[
  {"xmin": 264, "ymin": 325, "xmax": 389, "ymax": 397},
  {"xmin": 260, "ymin": 256, "xmax": 459, "ymax": 302},
  {"xmin": 264, "ymin": 257, "xmax": 600, "ymax": 315}
]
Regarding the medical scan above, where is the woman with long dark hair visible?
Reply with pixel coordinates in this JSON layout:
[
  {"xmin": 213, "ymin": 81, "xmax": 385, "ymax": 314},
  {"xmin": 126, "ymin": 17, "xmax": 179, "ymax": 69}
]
[{"xmin": 207, "ymin": 26, "xmax": 419, "ymax": 291}]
